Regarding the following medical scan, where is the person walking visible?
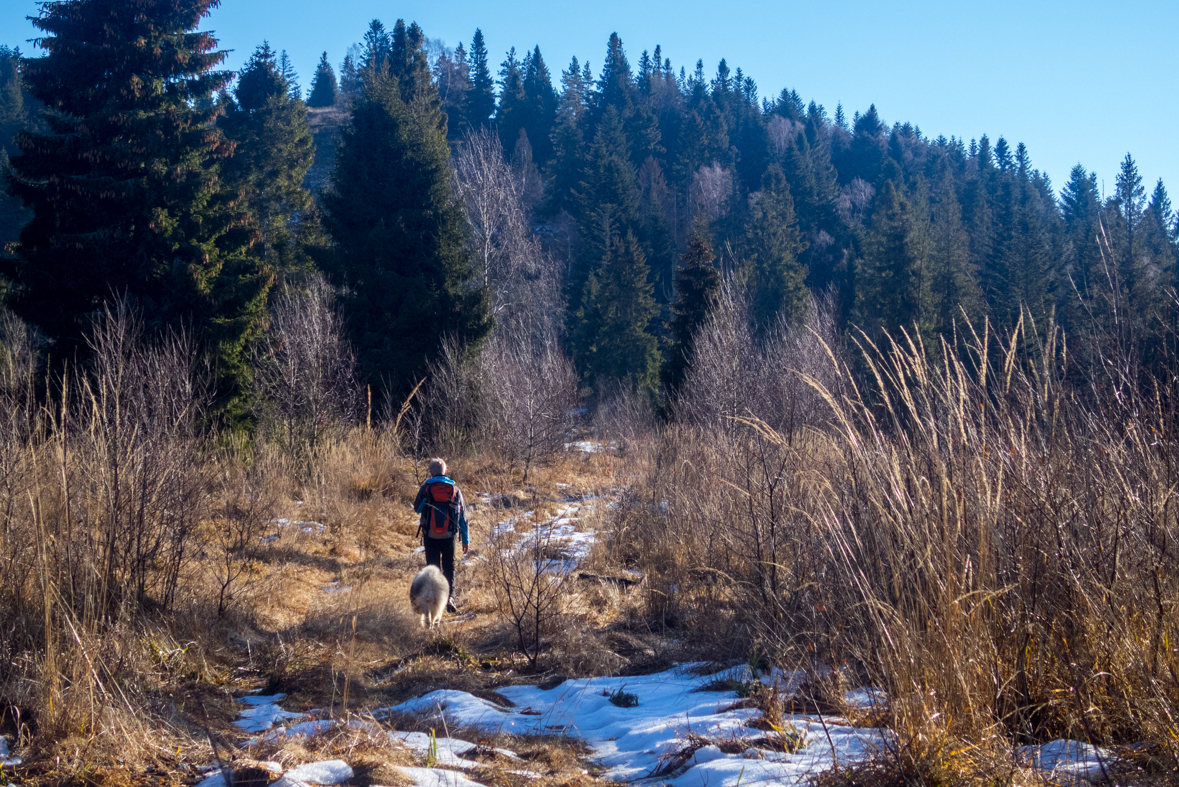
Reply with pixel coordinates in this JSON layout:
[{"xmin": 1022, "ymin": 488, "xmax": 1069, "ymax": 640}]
[{"xmin": 413, "ymin": 458, "xmax": 469, "ymax": 614}]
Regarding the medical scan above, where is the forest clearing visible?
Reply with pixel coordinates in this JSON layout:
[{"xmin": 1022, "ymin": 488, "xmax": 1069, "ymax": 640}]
[{"xmin": 1, "ymin": 2, "xmax": 1178, "ymax": 785}]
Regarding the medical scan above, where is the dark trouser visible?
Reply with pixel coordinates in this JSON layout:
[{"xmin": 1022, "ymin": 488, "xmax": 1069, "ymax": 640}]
[{"xmin": 424, "ymin": 536, "xmax": 456, "ymax": 599}]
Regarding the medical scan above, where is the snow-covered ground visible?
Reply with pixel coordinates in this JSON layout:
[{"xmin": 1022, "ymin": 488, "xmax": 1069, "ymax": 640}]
[
  {"xmin": 483, "ymin": 501, "xmax": 600, "ymax": 576},
  {"xmin": 384, "ymin": 664, "xmax": 891, "ymax": 787},
  {"xmin": 223, "ymin": 667, "xmax": 1125, "ymax": 787}
]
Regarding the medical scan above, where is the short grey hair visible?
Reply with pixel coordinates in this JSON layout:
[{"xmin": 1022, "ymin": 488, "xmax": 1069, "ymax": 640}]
[{"xmin": 428, "ymin": 458, "xmax": 447, "ymax": 477}]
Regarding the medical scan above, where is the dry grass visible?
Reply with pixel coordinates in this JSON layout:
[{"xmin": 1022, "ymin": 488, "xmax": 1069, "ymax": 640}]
[
  {"xmin": 614, "ymin": 312, "xmax": 1179, "ymax": 781},
  {"xmin": 13, "ymin": 297, "xmax": 1179, "ymax": 787}
]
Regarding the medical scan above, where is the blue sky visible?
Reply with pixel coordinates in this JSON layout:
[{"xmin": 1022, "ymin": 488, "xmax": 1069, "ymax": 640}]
[{"xmin": 4, "ymin": 0, "xmax": 1177, "ymax": 201}]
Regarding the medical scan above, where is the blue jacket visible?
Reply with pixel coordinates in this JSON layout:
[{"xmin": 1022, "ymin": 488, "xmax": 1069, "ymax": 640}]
[{"xmin": 413, "ymin": 476, "xmax": 469, "ymax": 545}]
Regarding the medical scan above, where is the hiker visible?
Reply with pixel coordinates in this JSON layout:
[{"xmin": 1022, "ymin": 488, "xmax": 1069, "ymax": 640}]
[{"xmin": 413, "ymin": 458, "xmax": 469, "ymax": 614}]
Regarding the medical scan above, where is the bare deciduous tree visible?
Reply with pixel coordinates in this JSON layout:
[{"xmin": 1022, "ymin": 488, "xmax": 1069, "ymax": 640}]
[
  {"xmin": 453, "ymin": 128, "xmax": 528, "ymax": 301},
  {"xmin": 767, "ymin": 115, "xmax": 804, "ymax": 157},
  {"xmin": 488, "ymin": 521, "xmax": 573, "ymax": 669},
  {"xmin": 835, "ymin": 177, "xmax": 876, "ymax": 224},
  {"xmin": 74, "ymin": 302, "xmax": 210, "ymax": 612},
  {"xmin": 453, "ymin": 128, "xmax": 565, "ymax": 337},
  {"xmin": 675, "ymin": 279, "xmax": 844, "ymax": 438},
  {"xmin": 253, "ymin": 274, "xmax": 360, "ymax": 453},
  {"xmin": 691, "ymin": 163, "xmax": 733, "ymax": 222},
  {"xmin": 484, "ymin": 333, "xmax": 578, "ymax": 482}
]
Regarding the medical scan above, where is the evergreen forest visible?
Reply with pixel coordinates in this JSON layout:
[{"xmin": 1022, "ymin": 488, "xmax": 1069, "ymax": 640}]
[{"xmin": 2, "ymin": 5, "xmax": 1176, "ymax": 416}]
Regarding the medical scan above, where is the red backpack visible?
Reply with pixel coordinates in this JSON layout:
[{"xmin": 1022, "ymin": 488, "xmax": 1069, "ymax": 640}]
[{"xmin": 425, "ymin": 482, "xmax": 457, "ymax": 539}]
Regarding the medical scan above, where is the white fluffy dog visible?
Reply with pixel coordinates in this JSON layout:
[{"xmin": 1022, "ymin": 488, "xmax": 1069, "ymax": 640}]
[{"xmin": 409, "ymin": 565, "xmax": 449, "ymax": 628}]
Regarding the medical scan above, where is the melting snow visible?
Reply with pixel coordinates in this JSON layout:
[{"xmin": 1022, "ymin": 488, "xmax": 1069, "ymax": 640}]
[
  {"xmin": 234, "ymin": 694, "xmax": 306, "ymax": 733},
  {"xmin": 389, "ymin": 731, "xmax": 518, "ymax": 770},
  {"xmin": 1017, "ymin": 739, "xmax": 1115, "ymax": 782},
  {"xmin": 284, "ymin": 760, "xmax": 353, "ymax": 784},
  {"xmin": 383, "ymin": 665, "xmax": 891, "ymax": 786},
  {"xmin": 392, "ymin": 767, "xmax": 487, "ymax": 787},
  {"xmin": 494, "ymin": 504, "xmax": 598, "ymax": 574}
]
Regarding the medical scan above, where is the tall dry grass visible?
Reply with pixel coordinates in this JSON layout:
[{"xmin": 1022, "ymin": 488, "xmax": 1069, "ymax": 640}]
[
  {"xmin": 618, "ymin": 311, "xmax": 1179, "ymax": 774},
  {"xmin": 0, "ymin": 304, "xmax": 220, "ymax": 752}
]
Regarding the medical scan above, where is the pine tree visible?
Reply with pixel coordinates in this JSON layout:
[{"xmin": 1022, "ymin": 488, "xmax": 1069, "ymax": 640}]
[
  {"xmin": 307, "ymin": 51, "xmax": 338, "ymax": 107},
  {"xmin": 572, "ymin": 230, "xmax": 661, "ymax": 395},
  {"xmin": 745, "ymin": 163, "xmax": 808, "ymax": 330},
  {"xmin": 3, "ymin": 0, "xmax": 269, "ymax": 416},
  {"xmin": 221, "ymin": 43, "xmax": 315, "ymax": 272},
  {"xmin": 664, "ymin": 215, "xmax": 719, "ymax": 398},
  {"xmin": 466, "ymin": 29, "xmax": 495, "ymax": 128},
  {"xmin": 323, "ymin": 29, "xmax": 490, "ymax": 399}
]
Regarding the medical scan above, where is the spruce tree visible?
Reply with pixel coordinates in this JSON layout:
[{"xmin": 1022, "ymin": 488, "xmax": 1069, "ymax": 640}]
[
  {"xmin": 278, "ymin": 50, "xmax": 300, "ymax": 101},
  {"xmin": 995, "ymin": 154, "xmax": 1051, "ymax": 326},
  {"xmin": 845, "ymin": 105, "xmax": 887, "ymax": 185},
  {"xmin": 361, "ymin": 20, "xmax": 391, "ymax": 73},
  {"xmin": 466, "ymin": 29, "xmax": 495, "ymax": 128},
  {"xmin": 220, "ymin": 43, "xmax": 315, "ymax": 273},
  {"xmin": 3, "ymin": 0, "xmax": 268, "ymax": 416},
  {"xmin": 0, "ymin": 46, "xmax": 25, "ymax": 153},
  {"xmin": 434, "ymin": 42, "xmax": 471, "ymax": 140},
  {"xmin": 745, "ymin": 163, "xmax": 808, "ymax": 330},
  {"xmin": 338, "ymin": 51, "xmax": 361, "ymax": 105},
  {"xmin": 929, "ymin": 163, "xmax": 982, "ymax": 332},
  {"xmin": 496, "ymin": 47, "xmax": 527, "ymax": 153},
  {"xmin": 1059, "ymin": 164, "xmax": 1103, "ymax": 318},
  {"xmin": 307, "ymin": 52, "xmax": 338, "ymax": 107},
  {"xmin": 664, "ymin": 215, "xmax": 719, "ymax": 398},
  {"xmin": 521, "ymin": 46, "xmax": 558, "ymax": 166},
  {"xmin": 548, "ymin": 56, "xmax": 590, "ymax": 213},
  {"xmin": 1145, "ymin": 180, "xmax": 1177, "ymax": 281},
  {"xmin": 1113, "ymin": 153, "xmax": 1147, "ymax": 302},
  {"xmin": 323, "ymin": 26, "xmax": 490, "ymax": 399},
  {"xmin": 596, "ymin": 33, "xmax": 636, "ymax": 122},
  {"xmin": 572, "ymin": 230, "xmax": 661, "ymax": 395},
  {"xmin": 572, "ymin": 106, "xmax": 642, "ymax": 305},
  {"xmin": 0, "ymin": 45, "xmax": 31, "ymax": 253},
  {"xmin": 856, "ymin": 180, "xmax": 935, "ymax": 339}
]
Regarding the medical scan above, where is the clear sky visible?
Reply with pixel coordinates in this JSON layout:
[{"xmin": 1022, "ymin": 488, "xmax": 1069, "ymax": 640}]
[{"xmin": 4, "ymin": 0, "xmax": 1177, "ymax": 202}]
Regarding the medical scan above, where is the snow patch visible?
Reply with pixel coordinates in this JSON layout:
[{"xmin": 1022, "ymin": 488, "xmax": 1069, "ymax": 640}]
[
  {"xmin": 390, "ymin": 731, "xmax": 518, "ymax": 770},
  {"xmin": 1018, "ymin": 739, "xmax": 1114, "ymax": 782},
  {"xmin": 393, "ymin": 767, "xmax": 487, "ymax": 787},
  {"xmin": 234, "ymin": 694, "xmax": 306, "ymax": 732},
  {"xmin": 385, "ymin": 665, "xmax": 890, "ymax": 786},
  {"xmin": 285, "ymin": 760, "xmax": 353, "ymax": 785}
]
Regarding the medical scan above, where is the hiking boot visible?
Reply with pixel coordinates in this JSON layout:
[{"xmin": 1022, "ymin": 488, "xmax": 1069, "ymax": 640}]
[{"xmin": 446, "ymin": 599, "xmax": 458, "ymax": 615}]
